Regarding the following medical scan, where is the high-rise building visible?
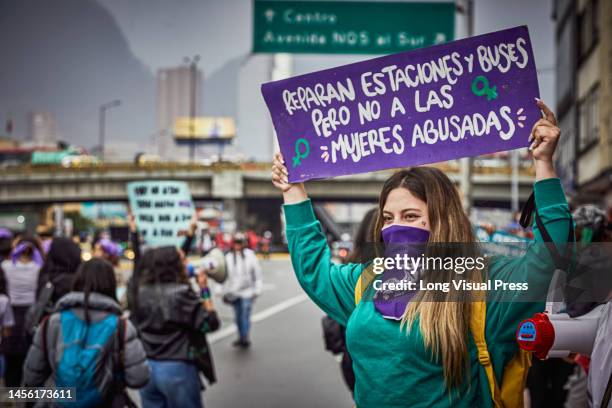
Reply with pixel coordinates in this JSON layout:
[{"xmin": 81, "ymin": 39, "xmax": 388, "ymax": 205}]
[
  {"xmin": 27, "ymin": 112, "xmax": 58, "ymax": 146},
  {"xmin": 554, "ymin": 0, "xmax": 612, "ymax": 209},
  {"xmin": 156, "ymin": 66, "xmax": 202, "ymax": 160}
]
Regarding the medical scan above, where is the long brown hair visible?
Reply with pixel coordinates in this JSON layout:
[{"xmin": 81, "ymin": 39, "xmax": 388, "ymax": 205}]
[{"xmin": 372, "ymin": 167, "xmax": 484, "ymax": 388}]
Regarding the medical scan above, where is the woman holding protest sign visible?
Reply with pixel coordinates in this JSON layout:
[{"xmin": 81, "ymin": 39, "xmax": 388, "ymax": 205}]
[{"xmin": 271, "ymin": 99, "xmax": 573, "ymax": 407}]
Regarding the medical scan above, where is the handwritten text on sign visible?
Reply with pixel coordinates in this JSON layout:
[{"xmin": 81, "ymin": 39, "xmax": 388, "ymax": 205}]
[
  {"xmin": 126, "ymin": 181, "xmax": 194, "ymax": 247},
  {"xmin": 261, "ymin": 26, "xmax": 541, "ymax": 182}
]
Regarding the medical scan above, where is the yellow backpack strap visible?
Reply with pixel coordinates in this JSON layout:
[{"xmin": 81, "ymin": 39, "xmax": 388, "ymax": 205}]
[
  {"xmin": 355, "ymin": 277, "xmax": 363, "ymax": 305},
  {"xmin": 500, "ymin": 348, "xmax": 531, "ymax": 406},
  {"xmin": 354, "ymin": 265, "xmax": 376, "ymax": 305},
  {"xmin": 470, "ymin": 301, "xmax": 504, "ymax": 408}
]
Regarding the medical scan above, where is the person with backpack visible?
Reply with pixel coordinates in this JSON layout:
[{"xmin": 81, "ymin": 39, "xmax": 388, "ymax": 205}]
[
  {"xmin": 23, "ymin": 258, "xmax": 149, "ymax": 407},
  {"xmin": 222, "ymin": 232, "xmax": 263, "ymax": 349},
  {"xmin": 271, "ymin": 99, "xmax": 574, "ymax": 407},
  {"xmin": 130, "ymin": 246, "xmax": 220, "ymax": 408},
  {"xmin": 1, "ymin": 235, "xmax": 43, "ymax": 387}
]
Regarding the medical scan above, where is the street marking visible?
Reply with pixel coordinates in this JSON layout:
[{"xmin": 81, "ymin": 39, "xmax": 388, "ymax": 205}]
[
  {"xmin": 251, "ymin": 293, "xmax": 308, "ymax": 323},
  {"xmin": 208, "ymin": 294, "xmax": 309, "ymax": 344}
]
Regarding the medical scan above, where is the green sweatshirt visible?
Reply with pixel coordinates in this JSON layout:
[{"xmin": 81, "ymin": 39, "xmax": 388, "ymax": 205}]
[{"xmin": 284, "ymin": 178, "xmax": 572, "ymax": 408}]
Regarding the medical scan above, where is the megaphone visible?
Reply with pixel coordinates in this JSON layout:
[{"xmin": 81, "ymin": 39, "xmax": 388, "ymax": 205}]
[
  {"xmin": 190, "ymin": 248, "xmax": 227, "ymax": 283},
  {"xmin": 516, "ymin": 268, "xmax": 606, "ymax": 359},
  {"xmin": 517, "ymin": 304, "xmax": 604, "ymax": 359}
]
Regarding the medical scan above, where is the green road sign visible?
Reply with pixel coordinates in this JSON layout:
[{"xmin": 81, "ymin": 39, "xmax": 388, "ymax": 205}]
[{"xmin": 253, "ymin": 0, "xmax": 455, "ymax": 54}]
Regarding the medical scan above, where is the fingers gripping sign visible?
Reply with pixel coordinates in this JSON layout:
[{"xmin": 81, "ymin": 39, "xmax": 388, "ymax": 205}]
[
  {"xmin": 271, "ymin": 152, "xmax": 307, "ymax": 203},
  {"xmin": 271, "ymin": 152, "xmax": 291, "ymax": 192},
  {"xmin": 529, "ymin": 98, "xmax": 560, "ymax": 162}
]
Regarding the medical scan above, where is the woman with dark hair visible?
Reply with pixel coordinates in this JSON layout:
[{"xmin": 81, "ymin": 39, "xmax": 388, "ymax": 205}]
[
  {"xmin": 23, "ymin": 237, "xmax": 83, "ymax": 343},
  {"xmin": 36, "ymin": 237, "xmax": 82, "ymax": 303},
  {"xmin": 271, "ymin": 100, "xmax": 574, "ymax": 407},
  {"xmin": 1, "ymin": 235, "xmax": 43, "ymax": 386},
  {"xmin": 131, "ymin": 246, "xmax": 219, "ymax": 408},
  {"xmin": 23, "ymin": 258, "xmax": 149, "ymax": 406}
]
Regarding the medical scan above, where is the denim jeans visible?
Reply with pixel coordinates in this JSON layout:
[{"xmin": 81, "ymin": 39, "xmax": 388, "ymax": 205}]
[
  {"xmin": 233, "ymin": 297, "xmax": 253, "ymax": 339},
  {"xmin": 139, "ymin": 360, "xmax": 203, "ymax": 408}
]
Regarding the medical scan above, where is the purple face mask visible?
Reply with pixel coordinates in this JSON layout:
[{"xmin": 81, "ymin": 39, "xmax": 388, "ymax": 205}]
[
  {"xmin": 382, "ymin": 224, "xmax": 430, "ymax": 245},
  {"xmin": 374, "ymin": 225, "xmax": 430, "ymax": 320}
]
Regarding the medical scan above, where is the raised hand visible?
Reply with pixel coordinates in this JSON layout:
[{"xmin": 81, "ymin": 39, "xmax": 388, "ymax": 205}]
[
  {"xmin": 271, "ymin": 152, "xmax": 292, "ymax": 193},
  {"xmin": 529, "ymin": 99, "xmax": 560, "ymax": 180},
  {"xmin": 271, "ymin": 152, "xmax": 308, "ymax": 204}
]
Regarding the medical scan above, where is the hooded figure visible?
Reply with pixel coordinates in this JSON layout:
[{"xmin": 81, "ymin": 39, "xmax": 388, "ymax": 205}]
[{"xmin": 37, "ymin": 237, "xmax": 82, "ymax": 303}]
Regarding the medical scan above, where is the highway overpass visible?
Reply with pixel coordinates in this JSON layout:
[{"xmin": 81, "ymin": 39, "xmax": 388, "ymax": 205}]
[{"xmin": 0, "ymin": 162, "xmax": 536, "ymax": 206}]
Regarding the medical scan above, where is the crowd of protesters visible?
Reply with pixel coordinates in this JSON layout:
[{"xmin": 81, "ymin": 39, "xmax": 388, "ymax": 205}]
[
  {"xmin": 0, "ymin": 200, "xmax": 609, "ymax": 407},
  {"xmin": 0, "ymin": 219, "xmax": 264, "ymax": 407}
]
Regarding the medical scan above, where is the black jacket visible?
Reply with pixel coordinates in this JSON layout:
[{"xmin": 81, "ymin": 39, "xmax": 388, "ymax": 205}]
[{"xmin": 130, "ymin": 282, "xmax": 219, "ymax": 384}]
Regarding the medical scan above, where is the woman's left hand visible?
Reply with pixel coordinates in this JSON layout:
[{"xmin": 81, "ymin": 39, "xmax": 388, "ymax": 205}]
[{"xmin": 530, "ymin": 99, "xmax": 561, "ymax": 163}]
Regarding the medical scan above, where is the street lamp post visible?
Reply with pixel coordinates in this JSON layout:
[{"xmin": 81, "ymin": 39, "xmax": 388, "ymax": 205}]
[
  {"xmin": 98, "ymin": 99, "xmax": 121, "ymax": 161},
  {"xmin": 457, "ymin": 0, "xmax": 474, "ymax": 214},
  {"xmin": 183, "ymin": 55, "xmax": 200, "ymax": 162}
]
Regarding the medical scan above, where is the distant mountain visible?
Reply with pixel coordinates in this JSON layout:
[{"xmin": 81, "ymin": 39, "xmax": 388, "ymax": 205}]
[{"xmin": 0, "ymin": 0, "xmax": 155, "ymax": 150}]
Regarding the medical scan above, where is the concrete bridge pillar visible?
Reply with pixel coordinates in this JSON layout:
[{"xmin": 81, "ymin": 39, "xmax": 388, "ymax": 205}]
[
  {"xmin": 222, "ymin": 199, "xmax": 248, "ymax": 232},
  {"xmin": 212, "ymin": 170, "xmax": 245, "ymax": 232}
]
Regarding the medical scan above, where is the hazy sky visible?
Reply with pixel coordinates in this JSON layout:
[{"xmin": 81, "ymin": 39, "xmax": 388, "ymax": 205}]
[
  {"xmin": 99, "ymin": 0, "xmax": 555, "ymax": 101},
  {"xmin": 99, "ymin": 0, "xmax": 555, "ymax": 159},
  {"xmin": 1, "ymin": 0, "xmax": 555, "ymax": 160}
]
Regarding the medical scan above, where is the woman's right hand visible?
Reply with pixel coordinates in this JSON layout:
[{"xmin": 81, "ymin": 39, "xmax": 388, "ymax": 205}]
[{"xmin": 271, "ymin": 152, "xmax": 308, "ymax": 204}]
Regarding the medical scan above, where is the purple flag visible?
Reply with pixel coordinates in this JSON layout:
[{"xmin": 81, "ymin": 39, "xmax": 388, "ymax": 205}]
[{"xmin": 261, "ymin": 26, "xmax": 540, "ymax": 183}]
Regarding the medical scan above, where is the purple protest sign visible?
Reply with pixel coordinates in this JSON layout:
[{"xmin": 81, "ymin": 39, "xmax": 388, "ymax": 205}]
[{"xmin": 261, "ymin": 26, "xmax": 540, "ymax": 183}]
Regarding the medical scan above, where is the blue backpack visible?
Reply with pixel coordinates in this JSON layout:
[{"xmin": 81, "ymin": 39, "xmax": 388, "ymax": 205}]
[{"xmin": 43, "ymin": 310, "xmax": 126, "ymax": 408}]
